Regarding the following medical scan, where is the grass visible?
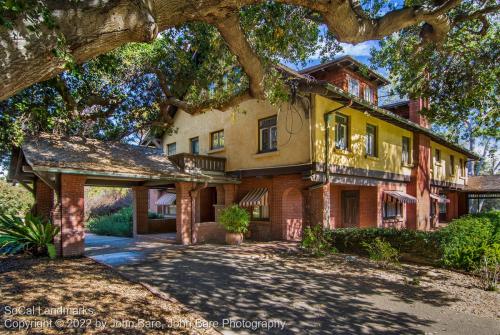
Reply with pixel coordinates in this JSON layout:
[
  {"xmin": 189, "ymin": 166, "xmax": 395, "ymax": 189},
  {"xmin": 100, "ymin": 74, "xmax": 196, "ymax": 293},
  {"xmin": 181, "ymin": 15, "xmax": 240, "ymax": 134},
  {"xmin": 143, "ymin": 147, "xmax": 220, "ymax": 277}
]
[{"xmin": 0, "ymin": 256, "xmax": 217, "ymax": 334}]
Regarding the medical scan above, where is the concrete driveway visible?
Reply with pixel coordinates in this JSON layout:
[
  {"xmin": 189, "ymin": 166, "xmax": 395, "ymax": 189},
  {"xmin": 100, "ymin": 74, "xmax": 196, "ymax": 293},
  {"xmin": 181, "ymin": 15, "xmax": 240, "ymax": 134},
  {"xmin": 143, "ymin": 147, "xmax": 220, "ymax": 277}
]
[{"xmin": 86, "ymin": 235, "xmax": 500, "ymax": 335}]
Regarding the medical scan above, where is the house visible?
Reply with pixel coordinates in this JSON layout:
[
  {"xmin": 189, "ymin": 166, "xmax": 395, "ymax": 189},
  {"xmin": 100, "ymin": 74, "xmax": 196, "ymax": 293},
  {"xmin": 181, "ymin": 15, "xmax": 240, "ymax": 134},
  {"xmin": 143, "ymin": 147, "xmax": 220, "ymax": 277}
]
[{"xmin": 150, "ymin": 56, "xmax": 479, "ymax": 241}]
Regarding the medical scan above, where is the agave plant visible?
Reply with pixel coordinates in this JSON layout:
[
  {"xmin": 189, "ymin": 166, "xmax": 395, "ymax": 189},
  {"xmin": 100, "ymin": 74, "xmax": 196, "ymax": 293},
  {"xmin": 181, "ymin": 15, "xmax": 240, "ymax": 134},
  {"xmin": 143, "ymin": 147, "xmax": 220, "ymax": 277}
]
[{"xmin": 0, "ymin": 213, "xmax": 60, "ymax": 258}]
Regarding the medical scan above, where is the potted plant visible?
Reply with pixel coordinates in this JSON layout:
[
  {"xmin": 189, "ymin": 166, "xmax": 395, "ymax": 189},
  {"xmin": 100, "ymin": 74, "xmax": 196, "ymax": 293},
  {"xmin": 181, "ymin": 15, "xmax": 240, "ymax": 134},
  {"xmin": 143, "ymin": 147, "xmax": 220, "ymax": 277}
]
[{"xmin": 218, "ymin": 205, "xmax": 250, "ymax": 245}]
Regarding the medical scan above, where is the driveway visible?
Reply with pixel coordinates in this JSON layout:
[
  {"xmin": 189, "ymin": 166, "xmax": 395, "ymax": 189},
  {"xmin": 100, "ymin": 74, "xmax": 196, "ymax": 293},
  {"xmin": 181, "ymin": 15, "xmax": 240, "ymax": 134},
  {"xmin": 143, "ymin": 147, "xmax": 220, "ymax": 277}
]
[{"xmin": 86, "ymin": 236, "xmax": 500, "ymax": 335}]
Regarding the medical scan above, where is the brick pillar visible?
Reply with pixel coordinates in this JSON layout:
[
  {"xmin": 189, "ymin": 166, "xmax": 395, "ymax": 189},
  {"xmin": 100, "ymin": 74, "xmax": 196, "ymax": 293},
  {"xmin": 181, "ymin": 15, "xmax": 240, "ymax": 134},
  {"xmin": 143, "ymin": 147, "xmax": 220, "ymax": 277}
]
[
  {"xmin": 132, "ymin": 186, "xmax": 148, "ymax": 235},
  {"xmin": 458, "ymin": 192, "xmax": 468, "ymax": 216},
  {"xmin": 308, "ymin": 183, "xmax": 331, "ymax": 228},
  {"xmin": 407, "ymin": 133, "xmax": 431, "ymax": 230},
  {"xmin": 223, "ymin": 184, "xmax": 237, "ymax": 205},
  {"xmin": 35, "ymin": 178, "xmax": 54, "ymax": 221},
  {"xmin": 53, "ymin": 174, "xmax": 86, "ymax": 257},
  {"xmin": 446, "ymin": 191, "xmax": 459, "ymax": 222},
  {"xmin": 176, "ymin": 182, "xmax": 192, "ymax": 245},
  {"xmin": 408, "ymin": 98, "xmax": 429, "ymax": 128}
]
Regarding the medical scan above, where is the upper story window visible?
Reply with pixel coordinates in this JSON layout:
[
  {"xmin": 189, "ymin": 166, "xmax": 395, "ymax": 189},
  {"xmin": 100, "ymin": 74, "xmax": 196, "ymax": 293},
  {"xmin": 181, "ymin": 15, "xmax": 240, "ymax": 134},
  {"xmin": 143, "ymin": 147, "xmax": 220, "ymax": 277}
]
[
  {"xmin": 364, "ymin": 86, "xmax": 374, "ymax": 103},
  {"xmin": 190, "ymin": 137, "xmax": 199, "ymax": 155},
  {"xmin": 210, "ymin": 130, "xmax": 224, "ymax": 150},
  {"xmin": 258, "ymin": 116, "xmax": 277, "ymax": 153},
  {"xmin": 365, "ymin": 124, "xmax": 377, "ymax": 157},
  {"xmin": 450, "ymin": 155, "xmax": 455, "ymax": 175},
  {"xmin": 459, "ymin": 158, "xmax": 466, "ymax": 177},
  {"xmin": 348, "ymin": 76, "xmax": 360, "ymax": 96},
  {"xmin": 335, "ymin": 113, "xmax": 349, "ymax": 150},
  {"xmin": 167, "ymin": 142, "xmax": 176, "ymax": 156},
  {"xmin": 402, "ymin": 136, "xmax": 411, "ymax": 165},
  {"xmin": 435, "ymin": 149, "xmax": 441, "ymax": 164}
]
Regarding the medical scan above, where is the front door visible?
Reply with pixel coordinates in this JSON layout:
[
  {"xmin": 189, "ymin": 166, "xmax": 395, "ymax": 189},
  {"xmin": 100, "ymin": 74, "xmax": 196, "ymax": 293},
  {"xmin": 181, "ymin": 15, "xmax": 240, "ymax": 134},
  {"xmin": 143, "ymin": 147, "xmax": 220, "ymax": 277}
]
[{"xmin": 341, "ymin": 190, "xmax": 359, "ymax": 228}]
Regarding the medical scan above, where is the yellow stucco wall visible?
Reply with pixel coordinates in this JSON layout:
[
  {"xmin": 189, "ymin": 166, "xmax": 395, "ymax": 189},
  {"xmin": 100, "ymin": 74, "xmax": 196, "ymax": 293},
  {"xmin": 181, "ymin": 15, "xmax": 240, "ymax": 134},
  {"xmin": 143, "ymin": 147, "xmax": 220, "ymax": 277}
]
[
  {"xmin": 313, "ymin": 95, "xmax": 414, "ymax": 177},
  {"xmin": 430, "ymin": 141, "xmax": 468, "ymax": 186},
  {"xmin": 163, "ymin": 99, "xmax": 311, "ymax": 171}
]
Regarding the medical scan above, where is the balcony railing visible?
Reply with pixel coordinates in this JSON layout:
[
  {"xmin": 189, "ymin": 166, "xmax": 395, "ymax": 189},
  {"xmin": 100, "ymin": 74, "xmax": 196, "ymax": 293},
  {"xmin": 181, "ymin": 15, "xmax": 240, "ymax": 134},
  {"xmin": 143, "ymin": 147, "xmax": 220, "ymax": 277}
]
[{"xmin": 169, "ymin": 153, "xmax": 226, "ymax": 173}]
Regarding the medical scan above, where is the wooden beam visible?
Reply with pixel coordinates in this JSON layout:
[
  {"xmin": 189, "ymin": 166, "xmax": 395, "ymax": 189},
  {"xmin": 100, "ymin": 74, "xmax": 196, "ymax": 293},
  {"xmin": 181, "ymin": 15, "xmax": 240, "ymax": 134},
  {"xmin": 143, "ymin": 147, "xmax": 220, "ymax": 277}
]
[
  {"xmin": 18, "ymin": 180, "xmax": 34, "ymax": 194},
  {"xmin": 33, "ymin": 171, "xmax": 58, "ymax": 191}
]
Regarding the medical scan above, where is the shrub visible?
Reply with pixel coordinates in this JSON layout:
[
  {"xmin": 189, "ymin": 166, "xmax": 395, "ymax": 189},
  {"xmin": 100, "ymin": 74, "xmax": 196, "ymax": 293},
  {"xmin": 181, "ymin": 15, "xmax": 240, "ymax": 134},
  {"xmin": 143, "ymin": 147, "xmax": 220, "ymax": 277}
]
[
  {"xmin": 362, "ymin": 237, "xmax": 400, "ymax": 267},
  {"xmin": 218, "ymin": 205, "xmax": 250, "ymax": 233},
  {"xmin": 301, "ymin": 225, "xmax": 337, "ymax": 257},
  {"xmin": 148, "ymin": 211, "xmax": 163, "ymax": 219},
  {"xmin": 475, "ymin": 243, "xmax": 499, "ymax": 291},
  {"xmin": 84, "ymin": 187, "xmax": 132, "ymax": 220},
  {"xmin": 436, "ymin": 212, "xmax": 499, "ymax": 271},
  {"xmin": 0, "ymin": 180, "xmax": 34, "ymax": 217},
  {"xmin": 0, "ymin": 213, "xmax": 59, "ymax": 258},
  {"xmin": 86, "ymin": 207, "xmax": 133, "ymax": 237}
]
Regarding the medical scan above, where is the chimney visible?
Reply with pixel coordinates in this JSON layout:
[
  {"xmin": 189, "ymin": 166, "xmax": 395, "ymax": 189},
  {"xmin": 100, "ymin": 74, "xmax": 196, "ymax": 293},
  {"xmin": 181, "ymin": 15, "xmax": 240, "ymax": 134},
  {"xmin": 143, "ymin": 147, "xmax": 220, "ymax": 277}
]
[{"xmin": 408, "ymin": 98, "xmax": 429, "ymax": 128}]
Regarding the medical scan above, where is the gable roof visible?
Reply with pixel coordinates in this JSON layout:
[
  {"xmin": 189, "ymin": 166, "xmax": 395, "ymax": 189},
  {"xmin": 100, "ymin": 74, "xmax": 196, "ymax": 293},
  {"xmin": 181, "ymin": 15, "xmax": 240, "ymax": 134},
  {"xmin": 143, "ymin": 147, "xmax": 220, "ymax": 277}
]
[{"xmin": 299, "ymin": 56, "xmax": 390, "ymax": 86}]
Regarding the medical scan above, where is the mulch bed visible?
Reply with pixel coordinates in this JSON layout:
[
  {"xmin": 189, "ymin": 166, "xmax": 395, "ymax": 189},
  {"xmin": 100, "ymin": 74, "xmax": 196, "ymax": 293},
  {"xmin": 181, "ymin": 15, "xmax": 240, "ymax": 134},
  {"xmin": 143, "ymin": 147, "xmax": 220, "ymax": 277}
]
[{"xmin": 0, "ymin": 256, "xmax": 219, "ymax": 334}]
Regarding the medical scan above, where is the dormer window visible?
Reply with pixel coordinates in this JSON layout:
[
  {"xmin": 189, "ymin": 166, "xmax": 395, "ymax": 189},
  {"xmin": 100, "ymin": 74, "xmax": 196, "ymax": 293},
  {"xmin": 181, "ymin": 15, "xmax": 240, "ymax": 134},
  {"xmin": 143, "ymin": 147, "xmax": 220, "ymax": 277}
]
[
  {"xmin": 364, "ymin": 86, "xmax": 374, "ymax": 103},
  {"xmin": 348, "ymin": 76, "xmax": 360, "ymax": 97}
]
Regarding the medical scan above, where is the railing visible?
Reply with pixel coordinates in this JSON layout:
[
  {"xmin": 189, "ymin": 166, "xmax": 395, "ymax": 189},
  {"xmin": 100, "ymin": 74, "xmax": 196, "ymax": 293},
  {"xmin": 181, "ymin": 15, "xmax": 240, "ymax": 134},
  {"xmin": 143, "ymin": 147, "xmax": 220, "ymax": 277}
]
[{"xmin": 169, "ymin": 153, "xmax": 226, "ymax": 173}]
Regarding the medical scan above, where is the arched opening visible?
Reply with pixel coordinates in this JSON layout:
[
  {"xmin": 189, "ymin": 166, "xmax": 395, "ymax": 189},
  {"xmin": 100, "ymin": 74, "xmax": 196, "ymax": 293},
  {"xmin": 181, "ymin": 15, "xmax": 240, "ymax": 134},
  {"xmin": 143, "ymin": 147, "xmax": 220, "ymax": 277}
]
[{"xmin": 282, "ymin": 187, "xmax": 303, "ymax": 241}]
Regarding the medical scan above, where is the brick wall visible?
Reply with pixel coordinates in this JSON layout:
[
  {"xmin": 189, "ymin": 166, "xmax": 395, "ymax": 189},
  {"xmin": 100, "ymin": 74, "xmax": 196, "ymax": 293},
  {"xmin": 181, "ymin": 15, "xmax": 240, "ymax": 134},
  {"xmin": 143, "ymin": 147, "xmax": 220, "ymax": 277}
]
[
  {"xmin": 192, "ymin": 222, "xmax": 226, "ymax": 244},
  {"xmin": 175, "ymin": 182, "xmax": 192, "ymax": 245},
  {"xmin": 132, "ymin": 186, "xmax": 148, "ymax": 235},
  {"xmin": 445, "ymin": 191, "xmax": 459, "ymax": 222},
  {"xmin": 408, "ymin": 98, "xmax": 429, "ymax": 128}
]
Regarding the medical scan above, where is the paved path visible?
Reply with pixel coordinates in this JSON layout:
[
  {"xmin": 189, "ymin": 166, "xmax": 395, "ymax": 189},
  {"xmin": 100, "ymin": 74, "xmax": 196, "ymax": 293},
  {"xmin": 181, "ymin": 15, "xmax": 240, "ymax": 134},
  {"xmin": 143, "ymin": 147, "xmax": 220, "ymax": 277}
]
[{"xmin": 86, "ymin": 235, "xmax": 500, "ymax": 335}]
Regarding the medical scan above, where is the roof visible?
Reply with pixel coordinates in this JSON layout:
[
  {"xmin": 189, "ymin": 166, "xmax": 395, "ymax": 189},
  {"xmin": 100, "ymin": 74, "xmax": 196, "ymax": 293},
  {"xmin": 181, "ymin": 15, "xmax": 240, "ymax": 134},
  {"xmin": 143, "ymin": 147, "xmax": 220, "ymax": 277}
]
[
  {"xmin": 463, "ymin": 175, "xmax": 500, "ymax": 193},
  {"xmin": 296, "ymin": 80, "xmax": 480, "ymax": 160},
  {"xmin": 14, "ymin": 133, "xmax": 238, "ymax": 184},
  {"xmin": 299, "ymin": 56, "xmax": 390, "ymax": 86}
]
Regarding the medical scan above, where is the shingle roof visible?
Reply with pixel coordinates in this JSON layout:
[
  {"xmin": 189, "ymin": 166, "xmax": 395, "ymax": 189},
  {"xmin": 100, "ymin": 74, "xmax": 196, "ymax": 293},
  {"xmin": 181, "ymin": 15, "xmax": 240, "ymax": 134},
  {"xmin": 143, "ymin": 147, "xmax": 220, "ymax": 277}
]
[{"xmin": 463, "ymin": 175, "xmax": 500, "ymax": 193}]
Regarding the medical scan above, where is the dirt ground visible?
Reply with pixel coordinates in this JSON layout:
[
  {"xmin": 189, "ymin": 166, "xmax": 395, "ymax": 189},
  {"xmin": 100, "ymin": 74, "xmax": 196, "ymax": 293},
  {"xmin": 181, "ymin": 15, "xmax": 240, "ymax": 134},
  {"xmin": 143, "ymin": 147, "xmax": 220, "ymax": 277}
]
[{"xmin": 0, "ymin": 256, "xmax": 218, "ymax": 334}]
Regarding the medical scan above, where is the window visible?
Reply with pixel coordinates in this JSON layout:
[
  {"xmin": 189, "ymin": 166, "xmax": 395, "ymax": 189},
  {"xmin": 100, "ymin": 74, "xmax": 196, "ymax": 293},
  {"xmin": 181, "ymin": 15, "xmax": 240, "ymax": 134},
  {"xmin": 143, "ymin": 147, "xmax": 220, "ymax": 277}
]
[
  {"xmin": 450, "ymin": 155, "xmax": 455, "ymax": 175},
  {"xmin": 252, "ymin": 205, "xmax": 269, "ymax": 220},
  {"xmin": 364, "ymin": 86, "xmax": 374, "ymax": 103},
  {"xmin": 167, "ymin": 142, "xmax": 176, "ymax": 156},
  {"xmin": 348, "ymin": 76, "xmax": 360, "ymax": 96},
  {"xmin": 190, "ymin": 137, "xmax": 199, "ymax": 155},
  {"xmin": 365, "ymin": 124, "xmax": 377, "ymax": 157},
  {"xmin": 435, "ymin": 149, "xmax": 441, "ymax": 164},
  {"xmin": 439, "ymin": 196, "xmax": 447, "ymax": 214},
  {"xmin": 210, "ymin": 130, "xmax": 224, "ymax": 150},
  {"xmin": 258, "ymin": 116, "xmax": 277, "ymax": 153},
  {"xmin": 335, "ymin": 113, "xmax": 349, "ymax": 150},
  {"xmin": 402, "ymin": 136, "xmax": 411, "ymax": 165},
  {"xmin": 383, "ymin": 201, "xmax": 403, "ymax": 219},
  {"xmin": 459, "ymin": 158, "xmax": 466, "ymax": 177},
  {"xmin": 430, "ymin": 199, "xmax": 436, "ymax": 217}
]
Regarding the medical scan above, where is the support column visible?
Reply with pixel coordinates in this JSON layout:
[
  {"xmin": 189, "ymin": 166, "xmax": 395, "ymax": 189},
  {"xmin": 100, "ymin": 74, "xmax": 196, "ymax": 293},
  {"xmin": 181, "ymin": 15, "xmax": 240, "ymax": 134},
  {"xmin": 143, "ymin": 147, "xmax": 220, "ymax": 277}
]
[
  {"xmin": 223, "ymin": 184, "xmax": 237, "ymax": 205},
  {"xmin": 132, "ymin": 186, "xmax": 148, "ymax": 235},
  {"xmin": 176, "ymin": 182, "xmax": 192, "ymax": 245},
  {"xmin": 308, "ymin": 183, "xmax": 331, "ymax": 228},
  {"xmin": 446, "ymin": 191, "xmax": 459, "ymax": 222},
  {"xmin": 407, "ymin": 133, "xmax": 431, "ymax": 230},
  {"xmin": 53, "ymin": 174, "xmax": 86, "ymax": 257},
  {"xmin": 34, "ymin": 178, "xmax": 54, "ymax": 221}
]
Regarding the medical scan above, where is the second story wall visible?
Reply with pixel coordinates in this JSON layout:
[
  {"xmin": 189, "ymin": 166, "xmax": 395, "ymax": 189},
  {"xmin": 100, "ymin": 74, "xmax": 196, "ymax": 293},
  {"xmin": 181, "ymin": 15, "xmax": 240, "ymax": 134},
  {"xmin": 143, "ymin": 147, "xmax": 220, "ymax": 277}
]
[
  {"xmin": 313, "ymin": 95, "xmax": 414, "ymax": 178},
  {"xmin": 163, "ymin": 99, "xmax": 311, "ymax": 172},
  {"xmin": 430, "ymin": 141, "xmax": 468, "ymax": 186}
]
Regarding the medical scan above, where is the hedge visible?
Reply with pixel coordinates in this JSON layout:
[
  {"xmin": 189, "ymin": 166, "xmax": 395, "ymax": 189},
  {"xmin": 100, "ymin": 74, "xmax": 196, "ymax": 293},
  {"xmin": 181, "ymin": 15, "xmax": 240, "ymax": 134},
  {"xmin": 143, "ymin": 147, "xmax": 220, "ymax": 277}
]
[{"xmin": 86, "ymin": 207, "xmax": 133, "ymax": 237}]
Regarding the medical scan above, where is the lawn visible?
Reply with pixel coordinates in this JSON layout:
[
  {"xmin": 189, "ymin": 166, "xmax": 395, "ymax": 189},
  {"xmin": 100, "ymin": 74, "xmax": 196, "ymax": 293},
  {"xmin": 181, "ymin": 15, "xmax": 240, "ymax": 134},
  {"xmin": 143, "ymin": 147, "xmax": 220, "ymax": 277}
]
[{"xmin": 0, "ymin": 256, "xmax": 217, "ymax": 334}]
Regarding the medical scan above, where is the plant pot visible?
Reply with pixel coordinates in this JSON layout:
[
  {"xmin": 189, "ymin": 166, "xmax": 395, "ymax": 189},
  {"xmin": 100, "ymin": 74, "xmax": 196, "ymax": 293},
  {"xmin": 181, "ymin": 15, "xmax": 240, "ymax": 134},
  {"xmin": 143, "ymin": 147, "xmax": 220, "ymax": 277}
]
[{"xmin": 225, "ymin": 232, "xmax": 244, "ymax": 245}]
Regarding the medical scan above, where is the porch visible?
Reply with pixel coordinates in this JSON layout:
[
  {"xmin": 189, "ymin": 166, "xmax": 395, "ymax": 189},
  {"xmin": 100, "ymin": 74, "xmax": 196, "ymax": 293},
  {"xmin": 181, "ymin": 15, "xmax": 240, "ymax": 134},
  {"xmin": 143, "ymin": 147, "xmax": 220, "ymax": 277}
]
[{"xmin": 7, "ymin": 134, "xmax": 239, "ymax": 257}]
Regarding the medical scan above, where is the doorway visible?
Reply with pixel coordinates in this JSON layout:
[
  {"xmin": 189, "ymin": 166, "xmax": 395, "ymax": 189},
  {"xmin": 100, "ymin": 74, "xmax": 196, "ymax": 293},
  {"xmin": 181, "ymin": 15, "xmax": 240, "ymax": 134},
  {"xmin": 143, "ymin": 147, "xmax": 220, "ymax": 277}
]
[
  {"xmin": 200, "ymin": 187, "xmax": 217, "ymax": 222},
  {"xmin": 341, "ymin": 190, "xmax": 359, "ymax": 227}
]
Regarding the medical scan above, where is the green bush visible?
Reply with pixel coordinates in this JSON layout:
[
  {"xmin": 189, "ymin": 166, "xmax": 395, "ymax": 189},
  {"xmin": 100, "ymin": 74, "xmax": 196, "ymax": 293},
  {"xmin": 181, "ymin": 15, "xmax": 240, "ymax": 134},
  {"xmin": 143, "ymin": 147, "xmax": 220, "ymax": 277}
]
[
  {"xmin": 475, "ymin": 243, "xmax": 499, "ymax": 291},
  {"xmin": 148, "ymin": 211, "xmax": 163, "ymax": 219},
  {"xmin": 86, "ymin": 207, "xmax": 133, "ymax": 237},
  {"xmin": 218, "ymin": 205, "xmax": 250, "ymax": 233},
  {"xmin": 0, "ymin": 213, "xmax": 59, "ymax": 258},
  {"xmin": 301, "ymin": 225, "xmax": 337, "ymax": 257},
  {"xmin": 0, "ymin": 180, "xmax": 34, "ymax": 216},
  {"xmin": 436, "ymin": 212, "xmax": 499, "ymax": 271},
  {"xmin": 362, "ymin": 237, "xmax": 400, "ymax": 267}
]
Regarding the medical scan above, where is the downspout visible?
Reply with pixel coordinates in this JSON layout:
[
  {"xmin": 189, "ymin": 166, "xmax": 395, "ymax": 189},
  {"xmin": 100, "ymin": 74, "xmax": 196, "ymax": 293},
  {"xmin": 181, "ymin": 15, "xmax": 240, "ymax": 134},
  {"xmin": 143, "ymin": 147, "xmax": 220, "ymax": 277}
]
[{"xmin": 322, "ymin": 100, "xmax": 353, "ymax": 184}]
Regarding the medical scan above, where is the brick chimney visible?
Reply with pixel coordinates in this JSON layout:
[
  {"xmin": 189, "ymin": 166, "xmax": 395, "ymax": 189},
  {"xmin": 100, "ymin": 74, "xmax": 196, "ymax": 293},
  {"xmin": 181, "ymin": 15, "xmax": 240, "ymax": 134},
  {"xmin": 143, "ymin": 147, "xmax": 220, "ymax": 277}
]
[{"xmin": 408, "ymin": 98, "xmax": 429, "ymax": 128}]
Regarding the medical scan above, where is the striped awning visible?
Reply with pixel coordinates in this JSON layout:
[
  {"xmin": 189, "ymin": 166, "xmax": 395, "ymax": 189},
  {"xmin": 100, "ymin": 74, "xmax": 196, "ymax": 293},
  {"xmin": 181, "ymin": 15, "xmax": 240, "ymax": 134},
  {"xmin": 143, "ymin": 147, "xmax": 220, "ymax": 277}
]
[
  {"xmin": 239, "ymin": 188, "xmax": 268, "ymax": 207},
  {"xmin": 430, "ymin": 193, "xmax": 450, "ymax": 204},
  {"xmin": 156, "ymin": 193, "xmax": 176, "ymax": 206},
  {"xmin": 383, "ymin": 190, "xmax": 417, "ymax": 204}
]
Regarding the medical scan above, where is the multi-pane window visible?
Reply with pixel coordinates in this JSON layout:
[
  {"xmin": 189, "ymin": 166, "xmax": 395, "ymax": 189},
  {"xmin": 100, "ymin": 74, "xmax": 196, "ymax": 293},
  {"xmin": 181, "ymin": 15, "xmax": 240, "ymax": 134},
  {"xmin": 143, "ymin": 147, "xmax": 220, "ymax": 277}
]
[
  {"xmin": 402, "ymin": 136, "xmax": 411, "ymax": 165},
  {"xmin": 450, "ymin": 155, "xmax": 455, "ymax": 175},
  {"xmin": 252, "ymin": 205, "xmax": 269, "ymax": 220},
  {"xmin": 348, "ymin": 76, "xmax": 360, "ymax": 96},
  {"xmin": 435, "ymin": 149, "xmax": 441, "ymax": 163},
  {"xmin": 383, "ymin": 201, "xmax": 403, "ymax": 219},
  {"xmin": 364, "ymin": 86, "xmax": 374, "ymax": 103},
  {"xmin": 258, "ymin": 116, "xmax": 277, "ymax": 152},
  {"xmin": 210, "ymin": 130, "xmax": 224, "ymax": 150},
  {"xmin": 365, "ymin": 124, "xmax": 377, "ymax": 157},
  {"xmin": 335, "ymin": 113, "xmax": 349, "ymax": 150},
  {"xmin": 190, "ymin": 137, "xmax": 199, "ymax": 155},
  {"xmin": 167, "ymin": 142, "xmax": 176, "ymax": 156}
]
